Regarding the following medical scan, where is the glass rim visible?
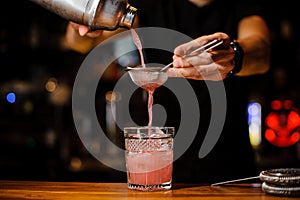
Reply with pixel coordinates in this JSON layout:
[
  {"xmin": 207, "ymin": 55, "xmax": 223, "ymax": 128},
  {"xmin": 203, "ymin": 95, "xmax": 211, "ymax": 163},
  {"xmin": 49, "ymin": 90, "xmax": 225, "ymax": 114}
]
[
  {"xmin": 124, "ymin": 126, "xmax": 175, "ymax": 138},
  {"xmin": 124, "ymin": 126, "xmax": 175, "ymax": 130}
]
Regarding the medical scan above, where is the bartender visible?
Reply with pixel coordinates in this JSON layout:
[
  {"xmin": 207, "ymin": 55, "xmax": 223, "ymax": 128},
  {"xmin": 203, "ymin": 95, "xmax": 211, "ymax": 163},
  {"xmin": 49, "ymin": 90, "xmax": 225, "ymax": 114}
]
[{"xmin": 64, "ymin": 0, "xmax": 270, "ymax": 183}]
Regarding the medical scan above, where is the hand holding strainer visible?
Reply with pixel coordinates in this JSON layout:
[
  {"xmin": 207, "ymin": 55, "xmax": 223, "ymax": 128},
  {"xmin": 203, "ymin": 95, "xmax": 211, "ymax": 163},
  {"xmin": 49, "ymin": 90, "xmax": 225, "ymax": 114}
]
[{"xmin": 126, "ymin": 39, "xmax": 223, "ymax": 88}]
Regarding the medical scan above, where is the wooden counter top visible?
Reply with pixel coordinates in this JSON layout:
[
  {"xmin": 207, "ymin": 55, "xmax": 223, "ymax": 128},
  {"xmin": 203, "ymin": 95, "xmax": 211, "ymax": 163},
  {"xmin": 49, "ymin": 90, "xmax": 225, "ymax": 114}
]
[{"xmin": 0, "ymin": 180, "xmax": 292, "ymax": 200}]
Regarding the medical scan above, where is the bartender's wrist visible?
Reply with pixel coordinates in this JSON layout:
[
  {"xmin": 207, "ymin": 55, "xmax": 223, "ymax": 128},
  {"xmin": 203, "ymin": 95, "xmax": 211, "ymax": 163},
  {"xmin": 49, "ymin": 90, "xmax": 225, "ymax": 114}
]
[{"xmin": 227, "ymin": 40, "xmax": 244, "ymax": 77}]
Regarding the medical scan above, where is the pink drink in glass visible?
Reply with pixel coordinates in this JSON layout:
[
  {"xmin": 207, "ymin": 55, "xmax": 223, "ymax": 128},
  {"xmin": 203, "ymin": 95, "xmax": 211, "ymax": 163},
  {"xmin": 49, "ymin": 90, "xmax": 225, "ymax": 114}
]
[{"xmin": 124, "ymin": 127, "xmax": 174, "ymax": 191}]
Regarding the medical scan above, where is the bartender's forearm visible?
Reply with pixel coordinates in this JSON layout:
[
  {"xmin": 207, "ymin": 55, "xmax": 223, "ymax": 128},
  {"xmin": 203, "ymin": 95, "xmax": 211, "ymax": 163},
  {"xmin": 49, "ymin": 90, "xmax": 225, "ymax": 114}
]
[{"xmin": 235, "ymin": 15, "xmax": 270, "ymax": 76}]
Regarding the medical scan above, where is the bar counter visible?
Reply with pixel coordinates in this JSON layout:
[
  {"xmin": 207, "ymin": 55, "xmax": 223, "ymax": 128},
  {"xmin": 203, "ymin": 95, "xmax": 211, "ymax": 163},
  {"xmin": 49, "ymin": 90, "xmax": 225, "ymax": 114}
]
[{"xmin": 0, "ymin": 180, "xmax": 294, "ymax": 200}]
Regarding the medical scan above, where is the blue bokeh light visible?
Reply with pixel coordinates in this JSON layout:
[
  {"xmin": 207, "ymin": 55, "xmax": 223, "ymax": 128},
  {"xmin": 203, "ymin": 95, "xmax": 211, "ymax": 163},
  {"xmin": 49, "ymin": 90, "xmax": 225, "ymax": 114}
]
[{"xmin": 6, "ymin": 92, "xmax": 16, "ymax": 103}]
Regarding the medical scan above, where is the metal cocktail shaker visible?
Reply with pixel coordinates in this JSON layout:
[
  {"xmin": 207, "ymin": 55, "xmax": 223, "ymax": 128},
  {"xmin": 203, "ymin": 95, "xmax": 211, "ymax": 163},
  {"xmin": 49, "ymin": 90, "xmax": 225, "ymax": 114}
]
[{"xmin": 30, "ymin": 0, "xmax": 137, "ymax": 30}]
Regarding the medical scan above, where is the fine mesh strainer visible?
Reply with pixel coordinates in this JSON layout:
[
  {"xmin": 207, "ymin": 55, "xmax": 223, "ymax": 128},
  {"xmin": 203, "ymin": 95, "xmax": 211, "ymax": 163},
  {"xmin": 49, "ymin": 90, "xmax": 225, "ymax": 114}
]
[{"xmin": 126, "ymin": 66, "xmax": 168, "ymax": 90}]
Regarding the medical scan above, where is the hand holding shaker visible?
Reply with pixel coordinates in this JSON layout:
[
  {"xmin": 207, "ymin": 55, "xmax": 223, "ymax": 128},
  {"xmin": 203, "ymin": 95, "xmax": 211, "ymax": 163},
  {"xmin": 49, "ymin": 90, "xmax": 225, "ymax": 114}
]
[{"xmin": 30, "ymin": 0, "xmax": 137, "ymax": 30}]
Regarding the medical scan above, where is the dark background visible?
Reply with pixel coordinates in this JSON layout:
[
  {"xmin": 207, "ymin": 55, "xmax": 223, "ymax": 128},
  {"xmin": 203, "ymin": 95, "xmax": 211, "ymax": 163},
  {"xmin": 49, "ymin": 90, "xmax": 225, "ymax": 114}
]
[{"xmin": 0, "ymin": 1, "xmax": 299, "ymax": 182}]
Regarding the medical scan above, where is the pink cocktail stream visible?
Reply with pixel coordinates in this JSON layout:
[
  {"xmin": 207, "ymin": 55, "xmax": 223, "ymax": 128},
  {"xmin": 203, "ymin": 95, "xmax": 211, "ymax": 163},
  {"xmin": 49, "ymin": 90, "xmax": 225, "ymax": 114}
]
[{"xmin": 130, "ymin": 29, "xmax": 162, "ymax": 128}]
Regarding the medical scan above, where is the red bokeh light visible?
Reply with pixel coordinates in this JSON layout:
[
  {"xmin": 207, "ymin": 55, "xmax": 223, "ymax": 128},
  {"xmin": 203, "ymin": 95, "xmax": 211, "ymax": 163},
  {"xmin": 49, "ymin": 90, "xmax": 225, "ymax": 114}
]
[{"xmin": 265, "ymin": 100, "xmax": 300, "ymax": 147}]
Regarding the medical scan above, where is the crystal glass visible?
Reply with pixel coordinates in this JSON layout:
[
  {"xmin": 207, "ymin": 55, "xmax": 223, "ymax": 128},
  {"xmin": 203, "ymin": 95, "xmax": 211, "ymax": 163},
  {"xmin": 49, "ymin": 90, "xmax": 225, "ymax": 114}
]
[{"xmin": 124, "ymin": 126, "xmax": 175, "ymax": 191}]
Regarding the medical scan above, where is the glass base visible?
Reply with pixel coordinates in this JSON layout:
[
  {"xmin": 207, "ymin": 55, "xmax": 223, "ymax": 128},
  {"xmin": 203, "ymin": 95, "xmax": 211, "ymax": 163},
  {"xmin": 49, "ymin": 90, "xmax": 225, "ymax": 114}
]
[{"xmin": 127, "ymin": 182, "xmax": 172, "ymax": 191}]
